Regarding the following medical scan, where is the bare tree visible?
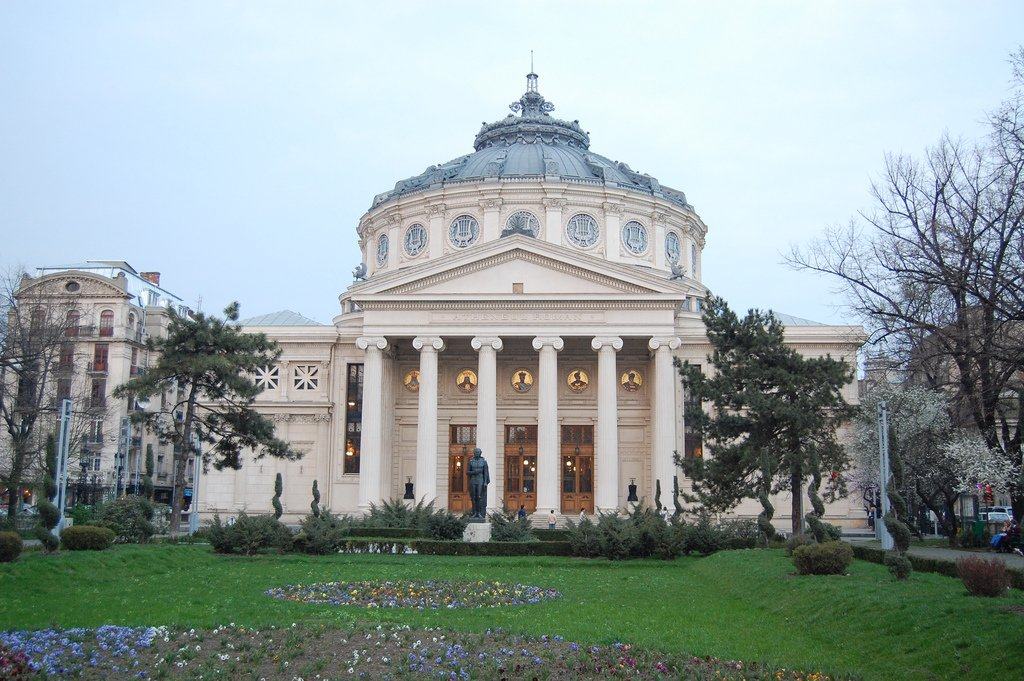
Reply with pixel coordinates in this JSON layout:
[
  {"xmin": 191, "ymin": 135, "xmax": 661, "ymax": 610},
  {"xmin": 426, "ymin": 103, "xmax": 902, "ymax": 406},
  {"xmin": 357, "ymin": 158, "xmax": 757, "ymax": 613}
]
[{"xmin": 790, "ymin": 50, "xmax": 1024, "ymax": 518}]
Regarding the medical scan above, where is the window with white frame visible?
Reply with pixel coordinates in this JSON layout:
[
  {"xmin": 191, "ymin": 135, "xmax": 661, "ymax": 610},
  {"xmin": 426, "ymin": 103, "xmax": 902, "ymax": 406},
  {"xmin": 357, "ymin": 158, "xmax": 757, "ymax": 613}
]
[{"xmin": 293, "ymin": 364, "xmax": 319, "ymax": 390}]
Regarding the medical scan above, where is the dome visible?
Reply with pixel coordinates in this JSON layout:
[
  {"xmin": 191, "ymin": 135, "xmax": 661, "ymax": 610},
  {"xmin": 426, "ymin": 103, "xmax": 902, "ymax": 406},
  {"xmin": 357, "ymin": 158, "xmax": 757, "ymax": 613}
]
[{"xmin": 371, "ymin": 73, "xmax": 691, "ymax": 212}]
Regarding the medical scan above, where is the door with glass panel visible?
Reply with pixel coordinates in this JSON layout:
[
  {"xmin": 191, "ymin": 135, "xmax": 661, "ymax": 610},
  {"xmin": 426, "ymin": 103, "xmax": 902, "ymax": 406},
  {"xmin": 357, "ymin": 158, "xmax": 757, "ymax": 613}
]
[
  {"xmin": 448, "ymin": 425, "xmax": 476, "ymax": 513},
  {"xmin": 560, "ymin": 425, "xmax": 595, "ymax": 514},
  {"xmin": 504, "ymin": 425, "xmax": 537, "ymax": 513}
]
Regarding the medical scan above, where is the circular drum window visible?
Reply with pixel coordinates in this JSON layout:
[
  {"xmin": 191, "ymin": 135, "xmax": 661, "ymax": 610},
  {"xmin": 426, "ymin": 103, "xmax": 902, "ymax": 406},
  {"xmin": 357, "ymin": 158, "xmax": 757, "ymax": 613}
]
[
  {"xmin": 666, "ymin": 231, "xmax": 681, "ymax": 264},
  {"xmin": 404, "ymin": 223, "xmax": 428, "ymax": 257},
  {"xmin": 504, "ymin": 211, "xmax": 540, "ymax": 237},
  {"xmin": 565, "ymin": 214, "xmax": 599, "ymax": 248},
  {"xmin": 449, "ymin": 215, "xmax": 480, "ymax": 248},
  {"xmin": 621, "ymin": 221, "xmax": 649, "ymax": 255}
]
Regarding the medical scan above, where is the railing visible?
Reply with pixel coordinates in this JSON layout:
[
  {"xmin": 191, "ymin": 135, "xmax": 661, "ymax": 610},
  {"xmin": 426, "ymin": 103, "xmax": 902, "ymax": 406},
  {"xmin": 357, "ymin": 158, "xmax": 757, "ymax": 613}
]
[
  {"xmin": 65, "ymin": 325, "xmax": 144, "ymax": 343},
  {"xmin": 88, "ymin": 396, "xmax": 107, "ymax": 409},
  {"xmin": 87, "ymin": 361, "xmax": 108, "ymax": 374}
]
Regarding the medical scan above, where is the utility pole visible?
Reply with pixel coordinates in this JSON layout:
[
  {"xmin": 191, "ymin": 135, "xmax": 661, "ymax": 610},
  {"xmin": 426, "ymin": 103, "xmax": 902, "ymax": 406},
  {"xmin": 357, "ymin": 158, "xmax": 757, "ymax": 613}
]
[
  {"xmin": 877, "ymin": 400, "xmax": 893, "ymax": 550},
  {"xmin": 53, "ymin": 398, "xmax": 73, "ymax": 535},
  {"xmin": 114, "ymin": 416, "xmax": 130, "ymax": 498},
  {"xmin": 188, "ymin": 435, "xmax": 202, "ymax": 535}
]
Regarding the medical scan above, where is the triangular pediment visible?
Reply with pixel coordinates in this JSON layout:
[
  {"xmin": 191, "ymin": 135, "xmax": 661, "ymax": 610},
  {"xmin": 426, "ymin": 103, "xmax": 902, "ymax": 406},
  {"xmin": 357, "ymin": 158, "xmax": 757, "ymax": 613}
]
[{"xmin": 351, "ymin": 236, "xmax": 694, "ymax": 299}]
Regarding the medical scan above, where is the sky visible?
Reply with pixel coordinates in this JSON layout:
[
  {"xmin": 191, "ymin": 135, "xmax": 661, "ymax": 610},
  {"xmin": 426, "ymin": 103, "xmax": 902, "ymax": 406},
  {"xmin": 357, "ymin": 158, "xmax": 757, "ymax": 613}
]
[{"xmin": 2, "ymin": 2, "xmax": 1022, "ymax": 325}]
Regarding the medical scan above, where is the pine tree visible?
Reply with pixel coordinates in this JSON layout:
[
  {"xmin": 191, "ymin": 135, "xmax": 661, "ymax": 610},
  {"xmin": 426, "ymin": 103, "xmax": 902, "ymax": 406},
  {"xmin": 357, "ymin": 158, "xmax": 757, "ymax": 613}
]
[
  {"xmin": 113, "ymin": 302, "xmax": 297, "ymax": 535},
  {"xmin": 677, "ymin": 295, "xmax": 855, "ymax": 537}
]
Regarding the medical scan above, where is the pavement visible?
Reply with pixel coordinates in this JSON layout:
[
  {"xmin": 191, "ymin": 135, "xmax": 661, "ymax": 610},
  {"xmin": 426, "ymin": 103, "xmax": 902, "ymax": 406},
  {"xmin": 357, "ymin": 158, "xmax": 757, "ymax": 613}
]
[{"xmin": 848, "ymin": 537, "xmax": 1024, "ymax": 569}]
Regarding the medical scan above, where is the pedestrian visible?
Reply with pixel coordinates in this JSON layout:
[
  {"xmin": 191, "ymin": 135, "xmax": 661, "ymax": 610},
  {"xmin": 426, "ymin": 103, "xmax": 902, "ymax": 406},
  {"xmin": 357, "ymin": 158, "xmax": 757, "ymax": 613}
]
[
  {"xmin": 517, "ymin": 504, "xmax": 527, "ymax": 520},
  {"xmin": 578, "ymin": 508, "xmax": 586, "ymax": 523},
  {"xmin": 659, "ymin": 506, "xmax": 669, "ymax": 522},
  {"xmin": 547, "ymin": 509, "xmax": 557, "ymax": 530}
]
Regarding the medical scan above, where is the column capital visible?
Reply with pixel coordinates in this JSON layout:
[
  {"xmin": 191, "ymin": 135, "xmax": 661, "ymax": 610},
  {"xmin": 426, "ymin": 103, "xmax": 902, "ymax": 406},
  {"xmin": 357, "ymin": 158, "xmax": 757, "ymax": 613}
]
[
  {"xmin": 470, "ymin": 336, "xmax": 503, "ymax": 352},
  {"xmin": 531, "ymin": 336, "xmax": 564, "ymax": 352},
  {"xmin": 648, "ymin": 336, "xmax": 681, "ymax": 351},
  {"xmin": 591, "ymin": 336, "xmax": 623, "ymax": 352},
  {"xmin": 356, "ymin": 336, "xmax": 389, "ymax": 351},
  {"xmin": 412, "ymin": 336, "xmax": 445, "ymax": 352}
]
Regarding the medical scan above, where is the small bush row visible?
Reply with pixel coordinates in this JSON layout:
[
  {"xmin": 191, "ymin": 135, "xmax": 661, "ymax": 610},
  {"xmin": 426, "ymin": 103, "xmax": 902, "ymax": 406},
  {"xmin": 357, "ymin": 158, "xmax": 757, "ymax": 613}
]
[{"xmin": 849, "ymin": 543, "xmax": 1024, "ymax": 591}]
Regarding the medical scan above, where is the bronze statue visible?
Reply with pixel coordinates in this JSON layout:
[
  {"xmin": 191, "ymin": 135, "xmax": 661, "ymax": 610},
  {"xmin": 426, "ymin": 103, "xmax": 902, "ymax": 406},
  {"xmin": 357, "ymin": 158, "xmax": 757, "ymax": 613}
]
[{"xmin": 467, "ymin": 447, "xmax": 490, "ymax": 520}]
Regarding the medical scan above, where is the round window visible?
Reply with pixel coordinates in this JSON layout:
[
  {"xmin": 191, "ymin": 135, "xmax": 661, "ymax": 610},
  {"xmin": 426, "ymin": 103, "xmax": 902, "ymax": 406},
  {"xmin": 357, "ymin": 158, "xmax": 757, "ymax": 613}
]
[
  {"xmin": 376, "ymin": 233, "xmax": 390, "ymax": 266},
  {"xmin": 404, "ymin": 223, "xmax": 428, "ymax": 256},
  {"xmin": 449, "ymin": 215, "xmax": 480, "ymax": 248},
  {"xmin": 621, "ymin": 221, "xmax": 649, "ymax": 255},
  {"xmin": 504, "ymin": 211, "xmax": 540, "ymax": 237},
  {"xmin": 565, "ymin": 214, "xmax": 599, "ymax": 248},
  {"xmin": 666, "ymin": 231, "xmax": 681, "ymax": 264},
  {"xmin": 64, "ymin": 281, "xmax": 80, "ymax": 293}
]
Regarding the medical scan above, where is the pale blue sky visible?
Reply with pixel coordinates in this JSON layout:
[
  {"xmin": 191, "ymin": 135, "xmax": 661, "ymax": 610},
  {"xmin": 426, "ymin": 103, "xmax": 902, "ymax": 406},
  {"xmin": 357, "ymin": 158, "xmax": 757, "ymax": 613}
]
[{"xmin": 2, "ymin": 2, "xmax": 1022, "ymax": 325}]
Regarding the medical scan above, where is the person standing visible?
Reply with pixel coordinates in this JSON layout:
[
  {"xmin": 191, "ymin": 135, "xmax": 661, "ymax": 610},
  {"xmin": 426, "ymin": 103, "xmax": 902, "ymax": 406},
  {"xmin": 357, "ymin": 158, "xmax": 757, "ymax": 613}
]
[
  {"xmin": 578, "ymin": 508, "xmax": 587, "ymax": 523},
  {"xmin": 547, "ymin": 509, "xmax": 557, "ymax": 530},
  {"xmin": 517, "ymin": 504, "xmax": 527, "ymax": 520}
]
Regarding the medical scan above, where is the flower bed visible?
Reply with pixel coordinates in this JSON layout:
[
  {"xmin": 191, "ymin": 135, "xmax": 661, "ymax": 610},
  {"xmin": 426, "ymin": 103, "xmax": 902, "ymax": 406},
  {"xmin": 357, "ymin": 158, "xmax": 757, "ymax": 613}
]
[
  {"xmin": 0, "ymin": 623, "xmax": 839, "ymax": 679},
  {"xmin": 266, "ymin": 579, "xmax": 561, "ymax": 609}
]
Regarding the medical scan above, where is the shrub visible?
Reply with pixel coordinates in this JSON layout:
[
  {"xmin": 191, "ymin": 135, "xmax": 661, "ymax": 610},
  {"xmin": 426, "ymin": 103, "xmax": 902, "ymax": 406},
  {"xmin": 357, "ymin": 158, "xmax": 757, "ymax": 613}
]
[
  {"xmin": 957, "ymin": 556, "xmax": 1011, "ymax": 597},
  {"xmin": 0, "ymin": 643, "xmax": 31, "ymax": 677},
  {"xmin": 96, "ymin": 495, "xmax": 155, "ymax": 543},
  {"xmin": 208, "ymin": 513, "xmax": 292, "ymax": 556},
  {"xmin": 681, "ymin": 516, "xmax": 723, "ymax": 556},
  {"xmin": 68, "ymin": 504, "xmax": 95, "ymax": 527},
  {"xmin": 36, "ymin": 500, "xmax": 60, "ymax": 530},
  {"xmin": 425, "ymin": 511, "xmax": 468, "ymax": 541},
  {"xmin": 792, "ymin": 541, "xmax": 853, "ymax": 575},
  {"xmin": 272, "ymin": 473, "xmax": 284, "ymax": 519},
  {"xmin": 716, "ymin": 518, "xmax": 761, "ymax": 550},
  {"xmin": 33, "ymin": 525, "xmax": 59, "ymax": 552},
  {"xmin": 567, "ymin": 518, "xmax": 602, "ymax": 558},
  {"xmin": 596, "ymin": 513, "xmax": 634, "ymax": 560},
  {"xmin": 0, "ymin": 531, "xmax": 23, "ymax": 562},
  {"xmin": 61, "ymin": 525, "xmax": 115, "ymax": 551},
  {"xmin": 823, "ymin": 522, "xmax": 844, "ymax": 542},
  {"xmin": 534, "ymin": 528, "xmax": 571, "ymax": 542},
  {"xmin": 785, "ymin": 532, "xmax": 815, "ymax": 556},
  {"xmin": 413, "ymin": 540, "xmax": 573, "ymax": 557},
  {"xmin": 293, "ymin": 512, "xmax": 350, "ymax": 555},
  {"xmin": 347, "ymin": 527, "xmax": 421, "ymax": 539},
  {"xmin": 885, "ymin": 554, "xmax": 913, "ymax": 580},
  {"xmin": 488, "ymin": 510, "xmax": 535, "ymax": 542},
  {"xmin": 359, "ymin": 498, "xmax": 437, "ymax": 530}
]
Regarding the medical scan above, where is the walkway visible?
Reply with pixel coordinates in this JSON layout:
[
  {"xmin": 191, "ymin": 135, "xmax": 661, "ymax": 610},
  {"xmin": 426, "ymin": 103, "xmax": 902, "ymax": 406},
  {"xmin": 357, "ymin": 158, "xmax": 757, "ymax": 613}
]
[{"xmin": 849, "ymin": 538, "xmax": 1024, "ymax": 569}]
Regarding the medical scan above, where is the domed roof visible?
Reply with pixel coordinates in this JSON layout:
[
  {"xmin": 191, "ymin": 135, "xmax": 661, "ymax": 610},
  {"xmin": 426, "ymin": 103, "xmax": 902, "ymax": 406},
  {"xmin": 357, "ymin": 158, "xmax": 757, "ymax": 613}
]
[{"xmin": 371, "ymin": 73, "xmax": 691, "ymax": 211}]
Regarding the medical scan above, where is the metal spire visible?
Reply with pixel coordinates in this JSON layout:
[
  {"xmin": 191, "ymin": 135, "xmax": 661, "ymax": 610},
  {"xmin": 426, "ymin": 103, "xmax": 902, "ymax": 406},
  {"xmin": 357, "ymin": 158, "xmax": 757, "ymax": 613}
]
[{"xmin": 526, "ymin": 50, "xmax": 538, "ymax": 93}]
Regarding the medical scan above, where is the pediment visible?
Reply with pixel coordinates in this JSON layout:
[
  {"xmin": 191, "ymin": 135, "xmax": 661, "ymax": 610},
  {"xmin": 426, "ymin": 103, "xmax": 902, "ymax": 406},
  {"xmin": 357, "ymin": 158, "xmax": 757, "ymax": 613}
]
[
  {"xmin": 354, "ymin": 236, "xmax": 691, "ymax": 299},
  {"xmin": 18, "ymin": 271, "xmax": 130, "ymax": 300}
]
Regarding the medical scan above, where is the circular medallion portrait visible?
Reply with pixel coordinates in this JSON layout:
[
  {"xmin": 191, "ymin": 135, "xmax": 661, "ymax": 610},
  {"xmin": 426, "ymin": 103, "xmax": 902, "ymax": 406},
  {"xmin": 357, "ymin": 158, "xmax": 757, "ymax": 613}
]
[
  {"xmin": 403, "ymin": 370, "xmax": 420, "ymax": 392},
  {"xmin": 456, "ymin": 369, "xmax": 478, "ymax": 393},
  {"xmin": 510, "ymin": 368, "xmax": 534, "ymax": 393},
  {"xmin": 566, "ymin": 369, "xmax": 590, "ymax": 393},
  {"xmin": 620, "ymin": 369, "xmax": 643, "ymax": 392}
]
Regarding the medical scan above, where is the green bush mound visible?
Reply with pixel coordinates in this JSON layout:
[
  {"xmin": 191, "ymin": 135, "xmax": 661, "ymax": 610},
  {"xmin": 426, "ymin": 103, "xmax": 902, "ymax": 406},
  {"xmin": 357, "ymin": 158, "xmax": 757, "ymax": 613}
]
[
  {"xmin": 533, "ymin": 528, "xmax": 571, "ymax": 542},
  {"xmin": 61, "ymin": 525, "xmax": 115, "ymax": 551},
  {"xmin": 95, "ymin": 495, "xmax": 156, "ymax": 543},
  {"xmin": 208, "ymin": 513, "xmax": 292, "ymax": 556},
  {"xmin": 488, "ymin": 510, "xmax": 535, "ymax": 542},
  {"xmin": 0, "ymin": 531, "xmax": 23, "ymax": 562},
  {"xmin": 792, "ymin": 541, "xmax": 853, "ymax": 575},
  {"xmin": 293, "ymin": 512, "xmax": 351, "ymax": 555},
  {"xmin": 957, "ymin": 556, "xmax": 1011, "ymax": 597}
]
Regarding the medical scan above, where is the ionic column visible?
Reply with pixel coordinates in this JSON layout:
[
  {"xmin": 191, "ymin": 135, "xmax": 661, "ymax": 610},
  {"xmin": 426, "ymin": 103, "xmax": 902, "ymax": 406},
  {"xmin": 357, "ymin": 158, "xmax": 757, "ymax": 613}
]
[
  {"xmin": 649, "ymin": 336, "xmax": 681, "ymax": 504},
  {"xmin": 471, "ymin": 336, "xmax": 503, "ymax": 510},
  {"xmin": 356, "ymin": 336, "xmax": 389, "ymax": 511},
  {"xmin": 412, "ymin": 336, "xmax": 445, "ymax": 504},
  {"xmin": 592, "ymin": 336, "xmax": 623, "ymax": 512},
  {"xmin": 532, "ymin": 336, "xmax": 564, "ymax": 515}
]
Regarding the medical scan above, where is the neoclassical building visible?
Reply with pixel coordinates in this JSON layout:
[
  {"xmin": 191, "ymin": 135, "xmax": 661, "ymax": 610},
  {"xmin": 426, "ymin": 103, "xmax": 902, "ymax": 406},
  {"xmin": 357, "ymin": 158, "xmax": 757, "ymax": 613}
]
[{"xmin": 201, "ymin": 74, "xmax": 866, "ymax": 528}]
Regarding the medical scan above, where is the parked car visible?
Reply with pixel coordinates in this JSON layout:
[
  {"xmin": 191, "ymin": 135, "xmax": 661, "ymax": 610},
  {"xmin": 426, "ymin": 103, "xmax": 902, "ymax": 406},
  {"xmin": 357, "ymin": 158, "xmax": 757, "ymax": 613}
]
[
  {"xmin": 981, "ymin": 506, "xmax": 1014, "ymax": 522},
  {"xmin": 987, "ymin": 511, "xmax": 1012, "ymax": 523}
]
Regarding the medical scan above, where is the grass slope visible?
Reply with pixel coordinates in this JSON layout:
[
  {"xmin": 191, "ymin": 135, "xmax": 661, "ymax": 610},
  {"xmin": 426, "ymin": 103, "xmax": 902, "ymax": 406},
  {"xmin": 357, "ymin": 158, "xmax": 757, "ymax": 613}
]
[{"xmin": 2, "ymin": 545, "xmax": 1022, "ymax": 680}]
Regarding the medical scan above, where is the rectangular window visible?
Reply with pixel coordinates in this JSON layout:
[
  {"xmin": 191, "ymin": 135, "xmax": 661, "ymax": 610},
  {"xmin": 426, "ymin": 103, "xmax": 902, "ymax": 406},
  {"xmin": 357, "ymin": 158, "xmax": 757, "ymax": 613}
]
[
  {"xmin": 92, "ymin": 344, "xmax": 109, "ymax": 372},
  {"xmin": 56, "ymin": 377, "xmax": 72, "ymax": 403},
  {"xmin": 343, "ymin": 363, "xmax": 364, "ymax": 474},
  {"xmin": 59, "ymin": 343, "xmax": 75, "ymax": 370},
  {"xmin": 683, "ymin": 364, "xmax": 703, "ymax": 459},
  {"xmin": 89, "ymin": 378, "xmax": 106, "ymax": 409}
]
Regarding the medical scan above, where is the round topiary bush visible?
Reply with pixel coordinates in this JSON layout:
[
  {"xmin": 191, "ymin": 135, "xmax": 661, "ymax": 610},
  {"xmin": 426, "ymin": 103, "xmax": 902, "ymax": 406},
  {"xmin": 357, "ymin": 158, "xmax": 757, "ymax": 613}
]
[
  {"xmin": 885, "ymin": 553, "xmax": 913, "ymax": 580},
  {"xmin": 785, "ymin": 532, "xmax": 815, "ymax": 556},
  {"xmin": 0, "ymin": 531, "xmax": 23, "ymax": 562},
  {"xmin": 792, "ymin": 541, "xmax": 853, "ymax": 575},
  {"xmin": 61, "ymin": 525, "xmax": 115, "ymax": 551}
]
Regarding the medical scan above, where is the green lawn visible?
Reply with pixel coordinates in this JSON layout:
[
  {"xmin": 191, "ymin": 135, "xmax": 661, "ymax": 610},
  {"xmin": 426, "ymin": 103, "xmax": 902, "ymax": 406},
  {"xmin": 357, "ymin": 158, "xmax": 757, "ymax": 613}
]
[{"xmin": 2, "ymin": 545, "xmax": 1022, "ymax": 680}]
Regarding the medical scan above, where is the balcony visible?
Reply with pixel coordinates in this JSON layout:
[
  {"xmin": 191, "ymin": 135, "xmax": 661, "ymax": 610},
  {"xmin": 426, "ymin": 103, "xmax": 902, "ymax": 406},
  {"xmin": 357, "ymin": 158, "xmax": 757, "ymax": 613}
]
[
  {"xmin": 86, "ymin": 361, "xmax": 108, "ymax": 374},
  {"xmin": 87, "ymin": 396, "xmax": 107, "ymax": 410}
]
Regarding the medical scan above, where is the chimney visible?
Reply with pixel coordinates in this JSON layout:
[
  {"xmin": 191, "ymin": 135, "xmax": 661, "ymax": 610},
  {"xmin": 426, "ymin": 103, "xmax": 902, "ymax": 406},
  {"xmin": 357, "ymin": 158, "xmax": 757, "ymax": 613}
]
[{"xmin": 140, "ymin": 272, "xmax": 161, "ymax": 286}]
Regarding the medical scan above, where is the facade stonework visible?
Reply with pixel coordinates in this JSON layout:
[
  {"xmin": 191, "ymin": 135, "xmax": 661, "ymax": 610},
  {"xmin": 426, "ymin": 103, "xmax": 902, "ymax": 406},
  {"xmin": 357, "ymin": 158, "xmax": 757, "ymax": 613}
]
[{"xmin": 199, "ymin": 75, "xmax": 867, "ymax": 529}]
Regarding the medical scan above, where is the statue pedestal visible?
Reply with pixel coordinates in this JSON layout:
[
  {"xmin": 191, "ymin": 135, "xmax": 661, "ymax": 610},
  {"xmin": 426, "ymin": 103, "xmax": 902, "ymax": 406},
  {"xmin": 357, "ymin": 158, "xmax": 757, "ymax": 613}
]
[{"xmin": 463, "ymin": 522, "xmax": 492, "ymax": 543}]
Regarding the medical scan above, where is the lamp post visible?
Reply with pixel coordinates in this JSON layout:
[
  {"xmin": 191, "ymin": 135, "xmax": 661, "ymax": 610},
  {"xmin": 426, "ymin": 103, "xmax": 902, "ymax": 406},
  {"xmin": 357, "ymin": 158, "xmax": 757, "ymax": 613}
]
[
  {"xmin": 188, "ymin": 431, "xmax": 202, "ymax": 535},
  {"xmin": 877, "ymin": 400, "xmax": 893, "ymax": 550},
  {"xmin": 53, "ymin": 398, "xmax": 73, "ymax": 535}
]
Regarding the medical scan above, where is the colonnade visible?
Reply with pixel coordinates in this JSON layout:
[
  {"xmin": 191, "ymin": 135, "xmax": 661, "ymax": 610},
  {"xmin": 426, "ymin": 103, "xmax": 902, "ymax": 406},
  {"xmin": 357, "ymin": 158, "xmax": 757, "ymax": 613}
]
[{"xmin": 355, "ymin": 334, "xmax": 681, "ymax": 516}]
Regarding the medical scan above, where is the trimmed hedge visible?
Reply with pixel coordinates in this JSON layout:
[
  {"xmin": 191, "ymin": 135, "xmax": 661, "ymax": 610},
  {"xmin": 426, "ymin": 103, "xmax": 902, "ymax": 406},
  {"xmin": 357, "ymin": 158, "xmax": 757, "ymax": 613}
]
[
  {"xmin": 61, "ymin": 525, "xmax": 115, "ymax": 551},
  {"xmin": 0, "ymin": 531, "xmax": 23, "ymax": 562},
  {"xmin": 792, "ymin": 541, "xmax": 853, "ymax": 575},
  {"xmin": 413, "ymin": 540, "xmax": 573, "ymax": 557},
  {"xmin": 849, "ymin": 543, "xmax": 1024, "ymax": 590},
  {"xmin": 347, "ymin": 527, "xmax": 422, "ymax": 539}
]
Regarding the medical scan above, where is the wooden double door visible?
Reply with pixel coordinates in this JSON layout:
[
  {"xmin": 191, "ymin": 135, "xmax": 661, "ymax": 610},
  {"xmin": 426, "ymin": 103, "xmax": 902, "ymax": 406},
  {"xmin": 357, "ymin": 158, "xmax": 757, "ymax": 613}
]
[
  {"xmin": 447, "ymin": 425, "xmax": 476, "ymax": 513},
  {"xmin": 561, "ymin": 425, "xmax": 595, "ymax": 514},
  {"xmin": 504, "ymin": 425, "xmax": 537, "ymax": 513}
]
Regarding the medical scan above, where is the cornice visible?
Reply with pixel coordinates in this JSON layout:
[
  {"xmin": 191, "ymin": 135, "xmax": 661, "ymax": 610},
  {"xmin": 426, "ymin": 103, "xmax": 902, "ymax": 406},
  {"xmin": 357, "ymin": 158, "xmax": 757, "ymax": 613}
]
[{"xmin": 358, "ymin": 299, "xmax": 679, "ymax": 311}]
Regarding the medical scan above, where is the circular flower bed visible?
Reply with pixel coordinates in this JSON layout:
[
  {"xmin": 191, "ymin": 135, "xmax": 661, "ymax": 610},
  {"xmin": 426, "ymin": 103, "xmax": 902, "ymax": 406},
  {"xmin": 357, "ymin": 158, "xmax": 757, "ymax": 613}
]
[{"xmin": 266, "ymin": 579, "xmax": 561, "ymax": 609}]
